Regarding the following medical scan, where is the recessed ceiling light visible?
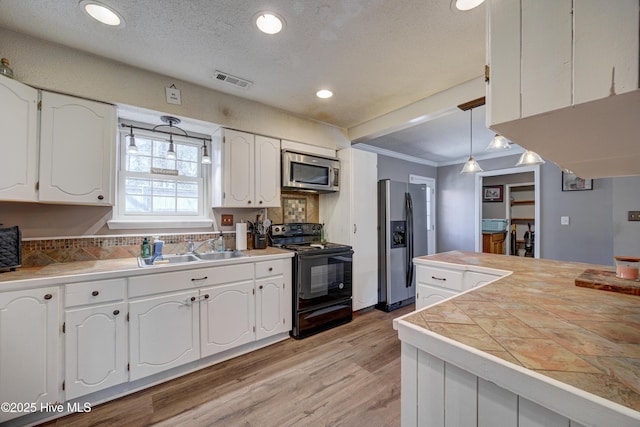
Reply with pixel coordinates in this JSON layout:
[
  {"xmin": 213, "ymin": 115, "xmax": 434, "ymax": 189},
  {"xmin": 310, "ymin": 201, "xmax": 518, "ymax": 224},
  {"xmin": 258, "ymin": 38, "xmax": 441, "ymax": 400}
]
[
  {"xmin": 255, "ymin": 12, "xmax": 285, "ymax": 35},
  {"xmin": 80, "ymin": 1, "xmax": 125, "ymax": 27},
  {"xmin": 454, "ymin": 0, "xmax": 485, "ymax": 11},
  {"xmin": 316, "ymin": 89, "xmax": 333, "ymax": 99}
]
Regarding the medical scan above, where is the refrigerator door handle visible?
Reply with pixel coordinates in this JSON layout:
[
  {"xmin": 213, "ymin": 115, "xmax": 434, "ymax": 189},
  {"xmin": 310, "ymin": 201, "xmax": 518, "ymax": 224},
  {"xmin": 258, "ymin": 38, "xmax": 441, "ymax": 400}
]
[{"xmin": 405, "ymin": 192, "xmax": 414, "ymax": 288}]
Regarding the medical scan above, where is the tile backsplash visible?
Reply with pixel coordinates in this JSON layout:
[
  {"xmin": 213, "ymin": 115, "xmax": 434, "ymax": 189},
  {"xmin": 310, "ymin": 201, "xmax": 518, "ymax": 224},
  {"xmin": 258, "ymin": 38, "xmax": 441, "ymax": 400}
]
[{"xmin": 21, "ymin": 233, "xmax": 236, "ymax": 267}]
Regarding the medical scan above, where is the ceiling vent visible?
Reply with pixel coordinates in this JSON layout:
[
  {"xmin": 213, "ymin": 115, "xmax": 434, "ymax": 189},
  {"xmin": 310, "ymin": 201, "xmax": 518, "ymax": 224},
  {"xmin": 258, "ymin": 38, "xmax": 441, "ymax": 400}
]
[{"xmin": 213, "ymin": 70, "xmax": 253, "ymax": 89}]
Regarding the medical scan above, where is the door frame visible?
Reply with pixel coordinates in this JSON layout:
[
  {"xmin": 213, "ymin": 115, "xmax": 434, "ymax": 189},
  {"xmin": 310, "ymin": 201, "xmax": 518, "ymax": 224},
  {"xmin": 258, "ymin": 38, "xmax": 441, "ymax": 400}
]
[
  {"xmin": 409, "ymin": 174, "xmax": 436, "ymax": 255},
  {"xmin": 474, "ymin": 165, "xmax": 541, "ymax": 258}
]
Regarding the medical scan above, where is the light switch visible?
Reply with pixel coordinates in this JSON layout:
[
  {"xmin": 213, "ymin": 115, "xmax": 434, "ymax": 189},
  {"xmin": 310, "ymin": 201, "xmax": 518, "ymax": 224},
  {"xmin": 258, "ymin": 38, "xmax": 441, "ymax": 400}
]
[{"xmin": 561, "ymin": 216, "xmax": 570, "ymax": 225}]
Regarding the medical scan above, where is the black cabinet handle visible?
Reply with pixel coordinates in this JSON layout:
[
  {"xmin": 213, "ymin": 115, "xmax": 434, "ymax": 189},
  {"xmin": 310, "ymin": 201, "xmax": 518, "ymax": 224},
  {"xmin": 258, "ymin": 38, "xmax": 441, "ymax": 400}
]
[
  {"xmin": 91, "ymin": 291, "xmax": 99, "ymax": 296},
  {"xmin": 259, "ymin": 285, "xmax": 264, "ymax": 290},
  {"xmin": 98, "ymin": 195, "xmax": 104, "ymax": 200},
  {"xmin": 268, "ymin": 267, "xmax": 273, "ymax": 272},
  {"xmin": 44, "ymin": 293, "xmax": 53, "ymax": 300},
  {"xmin": 113, "ymin": 310, "xmax": 120, "ymax": 316},
  {"xmin": 204, "ymin": 294, "xmax": 210, "ymax": 299},
  {"xmin": 431, "ymin": 276, "xmax": 446, "ymax": 281},
  {"xmin": 190, "ymin": 296, "xmax": 196, "ymax": 302},
  {"xmin": 191, "ymin": 276, "xmax": 208, "ymax": 281}
]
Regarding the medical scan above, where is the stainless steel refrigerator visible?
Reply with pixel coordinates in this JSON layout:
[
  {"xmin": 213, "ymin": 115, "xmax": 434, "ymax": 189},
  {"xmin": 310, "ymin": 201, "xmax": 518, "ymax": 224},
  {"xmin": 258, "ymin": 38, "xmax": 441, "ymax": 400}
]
[{"xmin": 377, "ymin": 179, "xmax": 429, "ymax": 312}]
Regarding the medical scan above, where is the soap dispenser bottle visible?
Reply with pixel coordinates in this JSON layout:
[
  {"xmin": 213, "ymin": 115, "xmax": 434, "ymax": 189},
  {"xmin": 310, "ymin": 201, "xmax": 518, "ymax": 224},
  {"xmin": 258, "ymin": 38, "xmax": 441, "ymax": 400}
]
[
  {"xmin": 141, "ymin": 237, "xmax": 151, "ymax": 259},
  {"xmin": 216, "ymin": 232, "xmax": 225, "ymax": 252}
]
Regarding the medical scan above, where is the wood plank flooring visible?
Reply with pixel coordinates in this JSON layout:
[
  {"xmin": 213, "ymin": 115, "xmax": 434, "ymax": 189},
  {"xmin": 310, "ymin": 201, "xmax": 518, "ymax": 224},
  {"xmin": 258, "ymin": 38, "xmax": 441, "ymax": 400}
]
[{"xmin": 40, "ymin": 305, "xmax": 414, "ymax": 427}]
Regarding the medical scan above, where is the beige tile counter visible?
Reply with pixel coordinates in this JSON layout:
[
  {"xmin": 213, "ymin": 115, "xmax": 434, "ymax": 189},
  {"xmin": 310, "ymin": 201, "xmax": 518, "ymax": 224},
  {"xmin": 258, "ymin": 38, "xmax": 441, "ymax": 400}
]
[
  {"xmin": 0, "ymin": 247, "xmax": 293, "ymax": 290},
  {"xmin": 396, "ymin": 251, "xmax": 640, "ymax": 426}
]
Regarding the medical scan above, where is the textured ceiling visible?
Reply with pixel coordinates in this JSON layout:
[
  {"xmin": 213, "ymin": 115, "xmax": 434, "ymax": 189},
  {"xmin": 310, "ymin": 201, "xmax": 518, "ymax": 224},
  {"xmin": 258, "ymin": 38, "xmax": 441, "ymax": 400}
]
[
  {"xmin": 0, "ymin": 0, "xmax": 486, "ymax": 131},
  {"xmin": 0, "ymin": 0, "xmax": 497, "ymax": 163}
]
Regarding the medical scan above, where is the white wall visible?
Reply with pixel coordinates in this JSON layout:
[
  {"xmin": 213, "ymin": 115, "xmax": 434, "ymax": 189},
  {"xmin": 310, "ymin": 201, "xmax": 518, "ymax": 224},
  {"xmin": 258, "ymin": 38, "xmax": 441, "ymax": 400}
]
[{"xmin": 0, "ymin": 27, "xmax": 348, "ymax": 149}]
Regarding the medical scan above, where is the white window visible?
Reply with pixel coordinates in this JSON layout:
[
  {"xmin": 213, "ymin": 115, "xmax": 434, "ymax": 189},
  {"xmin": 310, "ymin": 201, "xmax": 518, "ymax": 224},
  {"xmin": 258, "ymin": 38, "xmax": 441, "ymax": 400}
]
[{"xmin": 108, "ymin": 122, "xmax": 213, "ymax": 229}]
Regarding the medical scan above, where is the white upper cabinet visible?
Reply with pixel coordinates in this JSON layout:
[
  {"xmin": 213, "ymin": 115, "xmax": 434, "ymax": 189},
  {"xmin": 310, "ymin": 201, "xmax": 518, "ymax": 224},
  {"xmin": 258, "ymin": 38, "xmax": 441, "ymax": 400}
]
[
  {"xmin": 0, "ymin": 77, "xmax": 38, "ymax": 201},
  {"xmin": 212, "ymin": 128, "xmax": 281, "ymax": 208},
  {"xmin": 486, "ymin": 0, "xmax": 640, "ymax": 178},
  {"xmin": 39, "ymin": 91, "xmax": 116, "ymax": 205}
]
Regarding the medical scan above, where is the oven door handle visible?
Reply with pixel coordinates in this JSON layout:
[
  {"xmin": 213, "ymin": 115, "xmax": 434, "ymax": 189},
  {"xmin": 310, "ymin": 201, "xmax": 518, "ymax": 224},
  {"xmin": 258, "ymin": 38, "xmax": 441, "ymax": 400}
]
[{"xmin": 297, "ymin": 250, "xmax": 354, "ymax": 260}]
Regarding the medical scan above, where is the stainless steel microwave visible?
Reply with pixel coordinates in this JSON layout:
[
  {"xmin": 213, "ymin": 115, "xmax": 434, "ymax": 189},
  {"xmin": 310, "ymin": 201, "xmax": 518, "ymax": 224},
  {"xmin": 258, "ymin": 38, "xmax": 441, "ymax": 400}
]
[{"xmin": 282, "ymin": 150, "xmax": 340, "ymax": 193}]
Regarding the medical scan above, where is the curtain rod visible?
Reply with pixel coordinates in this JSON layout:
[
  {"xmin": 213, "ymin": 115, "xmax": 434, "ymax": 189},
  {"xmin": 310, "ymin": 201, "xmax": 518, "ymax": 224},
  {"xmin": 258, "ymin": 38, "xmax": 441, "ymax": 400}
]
[{"xmin": 120, "ymin": 123, "xmax": 212, "ymax": 142}]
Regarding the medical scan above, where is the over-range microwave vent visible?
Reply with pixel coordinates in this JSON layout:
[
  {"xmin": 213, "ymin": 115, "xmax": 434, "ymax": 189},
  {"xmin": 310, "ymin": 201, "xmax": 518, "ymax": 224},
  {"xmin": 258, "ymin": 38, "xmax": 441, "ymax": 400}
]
[{"xmin": 213, "ymin": 70, "xmax": 253, "ymax": 89}]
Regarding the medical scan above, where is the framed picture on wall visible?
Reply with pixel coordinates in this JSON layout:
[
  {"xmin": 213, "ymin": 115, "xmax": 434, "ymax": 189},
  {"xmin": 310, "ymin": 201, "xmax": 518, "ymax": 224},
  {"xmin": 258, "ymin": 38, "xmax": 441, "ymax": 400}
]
[
  {"xmin": 482, "ymin": 185, "xmax": 503, "ymax": 202},
  {"xmin": 562, "ymin": 172, "xmax": 593, "ymax": 191}
]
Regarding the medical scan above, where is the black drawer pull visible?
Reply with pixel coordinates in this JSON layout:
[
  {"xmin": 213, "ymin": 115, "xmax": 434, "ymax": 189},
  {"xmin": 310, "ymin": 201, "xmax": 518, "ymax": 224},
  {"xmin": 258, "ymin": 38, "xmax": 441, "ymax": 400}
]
[
  {"xmin": 91, "ymin": 291, "xmax": 100, "ymax": 296},
  {"xmin": 268, "ymin": 267, "xmax": 273, "ymax": 272},
  {"xmin": 191, "ymin": 276, "xmax": 208, "ymax": 281},
  {"xmin": 431, "ymin": 276, "xmax": 446, "ymax": 281}
]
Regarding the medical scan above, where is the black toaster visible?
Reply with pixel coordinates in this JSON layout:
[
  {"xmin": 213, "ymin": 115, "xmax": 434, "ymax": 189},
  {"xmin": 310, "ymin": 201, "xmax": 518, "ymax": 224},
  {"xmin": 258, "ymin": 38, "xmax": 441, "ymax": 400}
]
[{"xmin": 0, "ymin": 225, "xmax": 21, "ymax": 271}]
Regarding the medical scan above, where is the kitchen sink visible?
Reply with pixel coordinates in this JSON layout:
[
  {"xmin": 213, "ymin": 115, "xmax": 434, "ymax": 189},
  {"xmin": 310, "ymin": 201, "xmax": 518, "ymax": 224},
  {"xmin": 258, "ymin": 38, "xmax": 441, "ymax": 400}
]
[
  {"xmin": 137, "ymin": 253, "xmax": 200, "ymax": 267},
  {"xmin": 194, "ymin": 251, "xmax": 247, "ymax": 261}
]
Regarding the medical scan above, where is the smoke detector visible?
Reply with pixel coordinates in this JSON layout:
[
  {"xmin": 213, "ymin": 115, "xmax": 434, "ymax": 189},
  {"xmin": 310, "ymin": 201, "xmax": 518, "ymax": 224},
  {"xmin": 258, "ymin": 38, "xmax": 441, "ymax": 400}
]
[{"xmin": 213, "ymin": 71, "xmax": 253, "ymax": 89}]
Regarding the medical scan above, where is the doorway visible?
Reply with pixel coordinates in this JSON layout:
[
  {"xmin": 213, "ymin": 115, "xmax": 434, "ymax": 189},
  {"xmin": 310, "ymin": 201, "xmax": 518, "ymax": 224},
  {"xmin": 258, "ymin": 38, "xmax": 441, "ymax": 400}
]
[
  {"xmin": 409, "ymin": 174, "xmax": 436, "ymax": 255},
  {"xmin": 473, "ymin": 165, "xmax": 541, "ymax": 258}
]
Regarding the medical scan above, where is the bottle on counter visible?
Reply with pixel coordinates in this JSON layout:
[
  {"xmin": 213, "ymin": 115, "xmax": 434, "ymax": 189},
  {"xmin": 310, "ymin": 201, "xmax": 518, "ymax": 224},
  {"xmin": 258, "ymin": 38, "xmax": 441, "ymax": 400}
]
[
  {"xmin": 0, "ymin": 58, "xmax": 14, "ymax": 79},
  {"xmin": 140, "ymin": 237, "xmax": 151, "ymax": 259},
  {"xmin": 216, "ymin": 232, "xmax": 225, "ymax": 252}
]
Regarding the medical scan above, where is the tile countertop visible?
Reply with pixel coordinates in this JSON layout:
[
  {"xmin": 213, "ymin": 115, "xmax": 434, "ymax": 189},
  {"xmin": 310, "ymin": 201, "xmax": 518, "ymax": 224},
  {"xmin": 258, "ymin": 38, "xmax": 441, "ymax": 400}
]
[
  {"xmin": 0, "ymin": 247, "xmax": 293, "ymax": 291},
  {"xmin": 396, "ymin": 251, "xmax": 640, "ymax": 416}
]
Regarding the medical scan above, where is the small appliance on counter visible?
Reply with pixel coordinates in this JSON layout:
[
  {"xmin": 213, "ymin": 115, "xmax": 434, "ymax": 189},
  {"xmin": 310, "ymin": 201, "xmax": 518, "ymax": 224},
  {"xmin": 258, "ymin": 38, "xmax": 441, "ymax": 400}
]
[
  {"xmin": 250, "ymin": 214, "xmax": 270, "ymax": 249},
  {"xmin": 0, "ymin": 225, "xmax": 22, "ymax": 272}
]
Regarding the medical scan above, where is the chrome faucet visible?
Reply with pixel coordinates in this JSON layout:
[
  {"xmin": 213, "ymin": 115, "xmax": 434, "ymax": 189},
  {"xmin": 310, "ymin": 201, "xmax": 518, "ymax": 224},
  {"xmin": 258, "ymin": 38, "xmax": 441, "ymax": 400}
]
[{"xmin": 190, "ymin": 239, "xmax": 216, "ymax": 253}]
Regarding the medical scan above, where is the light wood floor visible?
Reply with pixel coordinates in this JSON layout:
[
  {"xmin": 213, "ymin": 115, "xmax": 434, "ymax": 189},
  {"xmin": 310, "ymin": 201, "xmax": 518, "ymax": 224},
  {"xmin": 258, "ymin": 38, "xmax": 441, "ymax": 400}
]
[{"xmin": 41, "ymin": 305, "xmax": 414, "ymax": 427}]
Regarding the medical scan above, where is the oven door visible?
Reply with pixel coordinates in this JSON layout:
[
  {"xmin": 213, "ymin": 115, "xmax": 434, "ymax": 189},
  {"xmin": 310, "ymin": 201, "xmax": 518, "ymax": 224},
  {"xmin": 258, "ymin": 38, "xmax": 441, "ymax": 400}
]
[{"xmin": 296, "ymin": 250, "xmax": 353, "ymax": 311}]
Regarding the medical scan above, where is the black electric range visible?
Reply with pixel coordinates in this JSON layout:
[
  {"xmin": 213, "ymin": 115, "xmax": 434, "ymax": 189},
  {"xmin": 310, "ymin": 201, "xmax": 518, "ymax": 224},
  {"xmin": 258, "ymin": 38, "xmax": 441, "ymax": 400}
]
[{"xmin": 270, "ymin": 223, "xmax": 353, "ymax": 338}]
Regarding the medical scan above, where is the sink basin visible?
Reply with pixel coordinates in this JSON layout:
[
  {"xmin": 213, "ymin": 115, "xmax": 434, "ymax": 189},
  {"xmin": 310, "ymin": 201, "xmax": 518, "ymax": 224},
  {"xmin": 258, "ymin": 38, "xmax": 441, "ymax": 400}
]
[
  {"xmin": 137, "ymin": 253, "xmax": 200, "ymax": 267},
  {"xmin": 195, "ymin": 251, "xmax": 247, "ymax": 261}
]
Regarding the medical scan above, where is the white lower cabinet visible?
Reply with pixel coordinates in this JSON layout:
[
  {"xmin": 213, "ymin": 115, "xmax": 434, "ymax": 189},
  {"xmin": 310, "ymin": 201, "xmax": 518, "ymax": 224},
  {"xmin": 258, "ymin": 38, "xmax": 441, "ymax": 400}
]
[
  {"xmin": 256, "ymin": 276, "xmax": 287, "ymax": 340},
  {"xmin": 0, "ymin": 287, "xmax": 60, "ymax": 423},
  {"xmin": 464, "ymin": 271, "xmax": 502, "ymax": 290},
  {"xmin": 64, "ymin": 303, "xmax": 127, "ymax": 399},
  {"xmin": 200, "ymin": 280, "xmax": 255, "ymax": 357},
  {"xmin": 416, "ymin": 283, "xmax": 458, "ymax": 310},
  {"xmin": 129, "ymin": 290, "xmax": 200, "ymax": 381}
]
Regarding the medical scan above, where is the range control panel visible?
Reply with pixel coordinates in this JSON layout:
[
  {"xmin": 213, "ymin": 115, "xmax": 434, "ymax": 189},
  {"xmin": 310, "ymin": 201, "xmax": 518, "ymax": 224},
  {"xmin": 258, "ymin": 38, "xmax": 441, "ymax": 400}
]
[{"xmin": 270, "ymin": 223, "xmax": 322, "ymax": 237}]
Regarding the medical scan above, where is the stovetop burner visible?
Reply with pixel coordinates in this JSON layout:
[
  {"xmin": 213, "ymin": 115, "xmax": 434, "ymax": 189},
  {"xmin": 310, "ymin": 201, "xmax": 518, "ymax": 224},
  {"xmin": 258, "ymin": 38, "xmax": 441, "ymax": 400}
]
[{"xmin": 269, "ymin": 223, "xmax": 352, "ymax": 254}]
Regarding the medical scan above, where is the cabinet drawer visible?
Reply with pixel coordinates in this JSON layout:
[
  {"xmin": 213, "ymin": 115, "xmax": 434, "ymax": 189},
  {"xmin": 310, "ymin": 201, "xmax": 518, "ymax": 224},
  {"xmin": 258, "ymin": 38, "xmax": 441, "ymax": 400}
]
[
  {"xmin": 255, "ymin": 260, "xmax": 284, "ymax": 278},
  {"xmin": 65, "ymin": 278, "xmax": 125, "ymax": 307},
  {"xmin": 416, "ymin": 266, "xmax": 464, "ymax": 292},
  {"xmin": 129, "ymin": 264, "xmax": 254, "ymax": 298}
]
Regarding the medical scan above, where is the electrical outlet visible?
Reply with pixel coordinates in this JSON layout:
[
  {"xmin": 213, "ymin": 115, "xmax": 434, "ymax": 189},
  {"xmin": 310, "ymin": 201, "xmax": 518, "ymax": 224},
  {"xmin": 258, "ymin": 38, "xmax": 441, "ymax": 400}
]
[
  {"xmin": 560, "ymin": 216, "xmax": 570, "ymax": 225},
  {"xmin": 628, "ymin": 211, "xmax": 640, "ymax": 221},
  {"xmin": 221, "ymin": 214, "xmax": 234, "ymax": 226}
]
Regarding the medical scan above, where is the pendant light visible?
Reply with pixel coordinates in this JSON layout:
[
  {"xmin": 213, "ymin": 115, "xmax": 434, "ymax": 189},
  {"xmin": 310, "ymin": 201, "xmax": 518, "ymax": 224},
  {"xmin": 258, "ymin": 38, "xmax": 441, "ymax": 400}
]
[
  {"xmin": 126, "ymin": 125, "xmax": 138, "ymax": 154},
  {"xmin": 201, "ymin": 138, "xmax": 211, "ymax": 165},
  {"xmin": 485, "ymin": 133, "xmax": 511, "ymax": 151},
  {"xmin": 516, "ymin": 150, "xmax": 545, "ymax": 166},
  {"xmin": 460, "ymin": 107, "xmax": 483, "ymax": 174}
]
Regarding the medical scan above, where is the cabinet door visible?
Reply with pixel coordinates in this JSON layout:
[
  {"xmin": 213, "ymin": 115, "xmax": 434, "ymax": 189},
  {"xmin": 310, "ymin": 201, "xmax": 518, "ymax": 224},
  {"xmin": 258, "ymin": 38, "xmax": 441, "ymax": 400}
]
[
  {"xmin": 254, "ymin": 135, "xmax": 281, "ymax": 207},
  {"xmin": 64, "ymin": 303, "xmax": 127, "ymax": 399},
  {"xmin": 520, "ymin": 0, "xmax": 572, "ymax": 118},
  {"xmin": 0, "ymin": 77, "xmax": 38, "ymax": 201},
  {"xmin": 222, "ymin": 129, "xmax": 254, "ymax": 207},
  {"xmin": 573, "ymin": 0, "xmax": 639, "ymax": 105},
  {"xmin": 256, "ymin": 276, "xmax": 285, "ymax": 340},
  {"xmin": 39, "ymin": 91, "xmax": 116, "ymax": 205},
  {"xmin": 0, "ymin": 287, "xmax": 59, "ymax": 423},
  {"xmin": 463, "ymin": 272, "xmax": 500, "ymax": 291},
  {"xmin": 351, "ymin": 149, "xmax": 378, "ymax": 310},
  {"xmin": 486, "ymin": 0, "xmax": 522, "ymax": 126},
  {"xmin": 129, "ymin": 290, "xmax": 199, "ymax": 381},
  {"xmin": 200, "ymin": 281, "xmax": 254, "ymax": 357},
  {"xmin": 416, "ymin": 283, "xmax": 457, "ymax": 311}
]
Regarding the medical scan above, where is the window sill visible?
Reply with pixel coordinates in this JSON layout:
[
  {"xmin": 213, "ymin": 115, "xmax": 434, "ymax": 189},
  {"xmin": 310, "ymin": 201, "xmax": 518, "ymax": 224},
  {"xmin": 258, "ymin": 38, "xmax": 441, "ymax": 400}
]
[{"xmin": 107, "ymin": 219, "xmax": 214, "ymax": 230}]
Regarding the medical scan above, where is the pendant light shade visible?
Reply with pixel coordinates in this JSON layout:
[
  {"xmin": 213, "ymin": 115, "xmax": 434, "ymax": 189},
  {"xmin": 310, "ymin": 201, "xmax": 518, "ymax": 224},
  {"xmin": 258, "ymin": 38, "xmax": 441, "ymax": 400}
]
[
  {"xmin": 166, "ymin": 134, "xmax": 177, "ymax": 160},
  {"xmin": 460, "ymin": 108, "xmax": 483, "ymax": 174},
  {"xmin": 486, "ymin": 133, "xmax": 511, "ymax": 151},
  {"xmin": 126, "ymin": 125, "xmax": 138, "ymax": 154},
  {"xmin": 201, "ymin": 139, "xmax": 211, "ymax": 165},
  {"xmin": 516, "ymin": 150, "xmax": 545, "ymax": 166}
]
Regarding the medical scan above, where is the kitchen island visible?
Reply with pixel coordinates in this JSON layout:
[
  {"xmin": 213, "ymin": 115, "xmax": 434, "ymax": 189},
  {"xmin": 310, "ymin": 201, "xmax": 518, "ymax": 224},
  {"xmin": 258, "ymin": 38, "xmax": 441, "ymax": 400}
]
[{"xmin": 394, "ymin": 251, "xmax": 640, "ymax": 427}]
